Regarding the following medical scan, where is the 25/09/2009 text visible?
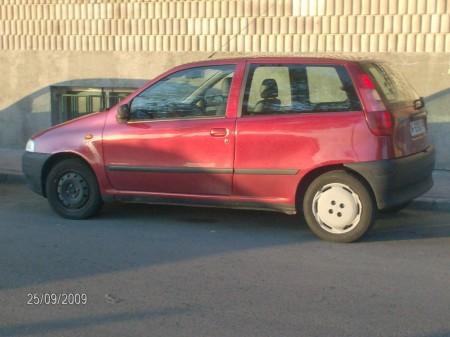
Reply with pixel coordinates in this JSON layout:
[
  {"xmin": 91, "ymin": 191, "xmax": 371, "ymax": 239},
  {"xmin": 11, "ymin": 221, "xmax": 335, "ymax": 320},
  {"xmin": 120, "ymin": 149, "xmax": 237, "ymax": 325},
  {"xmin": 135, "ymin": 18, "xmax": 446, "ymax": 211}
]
[{"xmin": 27, "ymin": 293, "xmax": 87, "ymax": 305}]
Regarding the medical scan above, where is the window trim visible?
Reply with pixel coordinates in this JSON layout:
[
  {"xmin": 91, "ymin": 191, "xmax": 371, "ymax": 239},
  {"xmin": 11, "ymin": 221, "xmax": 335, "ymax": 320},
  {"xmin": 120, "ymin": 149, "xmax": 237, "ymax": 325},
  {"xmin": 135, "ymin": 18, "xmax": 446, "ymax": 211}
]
[
  {"xmin": 237, "ymin": 61, "xmax": 251, "ymax": 118},
  {"xmin": 238, "ymin": 63, "xmax": 362, "ymax": 119},
  {"xmin": 126, "ymin": 115, "xmax": 226, "ymax": 124},
  {"xmin": 241, "ymin": 63, "xmax": 291, "ymax": 117}
]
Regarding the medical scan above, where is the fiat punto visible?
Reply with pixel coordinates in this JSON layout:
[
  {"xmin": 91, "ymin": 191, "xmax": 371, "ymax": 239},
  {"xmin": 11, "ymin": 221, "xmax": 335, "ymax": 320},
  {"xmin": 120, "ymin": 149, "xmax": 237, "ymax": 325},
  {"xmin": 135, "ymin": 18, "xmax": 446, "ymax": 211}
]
[{"xmin": 23, "ymin": 57, "xmax": 434, "ymax": 242}]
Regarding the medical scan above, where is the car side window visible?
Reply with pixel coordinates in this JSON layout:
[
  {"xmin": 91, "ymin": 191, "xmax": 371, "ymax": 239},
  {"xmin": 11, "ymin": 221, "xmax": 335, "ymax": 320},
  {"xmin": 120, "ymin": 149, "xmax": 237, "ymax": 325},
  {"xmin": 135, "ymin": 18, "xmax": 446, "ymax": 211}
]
[
  {"xmin": 130, "ymin": 65, "xmax": 235, "ymax": 120},
  {"xmin": 242, "ymin": 64, "xmax": 361, "ymax": 116},
  {"xmin": 299, "ymin": 65, "xmax": 361, "ymax": 112},
  {"xmin": 307, "ymin": 66, "xmax": 349, "ymax": 104},
  {"xmin": 243, "ymin": 65, "xmax": 291, "ymax": 115}
]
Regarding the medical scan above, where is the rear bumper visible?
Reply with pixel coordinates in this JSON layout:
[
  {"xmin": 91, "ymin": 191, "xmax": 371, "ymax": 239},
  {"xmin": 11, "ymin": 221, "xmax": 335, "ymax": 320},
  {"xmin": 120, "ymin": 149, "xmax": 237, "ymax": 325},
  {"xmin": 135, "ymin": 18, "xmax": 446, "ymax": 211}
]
[
  {"xmin": 22, "ymin": 152, "xmax": 51, "ymax": 196},
  {"xmin": 345, "ymin": 146, "xmax": 435, "ymax": 210}
]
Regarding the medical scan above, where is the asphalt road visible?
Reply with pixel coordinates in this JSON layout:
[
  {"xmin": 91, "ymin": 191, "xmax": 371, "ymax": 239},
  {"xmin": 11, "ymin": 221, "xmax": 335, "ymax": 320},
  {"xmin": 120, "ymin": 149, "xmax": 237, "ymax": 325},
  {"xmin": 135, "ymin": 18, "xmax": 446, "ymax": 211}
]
[{"xmin": 1, "ymin": 180, "xmax": 449, "ymax": 337}]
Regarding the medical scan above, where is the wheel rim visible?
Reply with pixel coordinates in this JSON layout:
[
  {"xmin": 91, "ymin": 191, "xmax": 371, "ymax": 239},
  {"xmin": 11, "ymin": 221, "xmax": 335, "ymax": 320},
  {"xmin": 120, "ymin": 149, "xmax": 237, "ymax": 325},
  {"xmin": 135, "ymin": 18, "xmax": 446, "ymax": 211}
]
[
  {"xmin": 56, "ymin": 172, "xmax": 89, "ymax": 209},
  {"xmin": 312, "ymin": 183, "xmax": 362, "ymax": 234}
]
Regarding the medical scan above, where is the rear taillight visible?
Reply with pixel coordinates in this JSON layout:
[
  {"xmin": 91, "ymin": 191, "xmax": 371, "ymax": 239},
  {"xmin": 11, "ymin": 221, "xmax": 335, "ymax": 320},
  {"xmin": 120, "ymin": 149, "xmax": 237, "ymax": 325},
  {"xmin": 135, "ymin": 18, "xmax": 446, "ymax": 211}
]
[
  {"xmin": 365, "ymin": 110, "xmax": 393, "ymax": 136},
  {"xmin": 358, "ymin": 73, "xmax": 393, "ymax": 136}
]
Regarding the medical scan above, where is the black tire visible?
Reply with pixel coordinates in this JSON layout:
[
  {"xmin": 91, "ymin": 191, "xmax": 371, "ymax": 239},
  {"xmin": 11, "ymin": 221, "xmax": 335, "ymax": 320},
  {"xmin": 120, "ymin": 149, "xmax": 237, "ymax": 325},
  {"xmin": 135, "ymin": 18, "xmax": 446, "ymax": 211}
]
[
  {"xmin": 45, "ymin": 158, "xmax": 103, "ymax": 219},
  {"xmin": 379, "ymin": 201, "xmax": 410, "ymax": 214},
  {"xmin": 302, "ymin": 170, "xmax": 376, "ymax": 243}
]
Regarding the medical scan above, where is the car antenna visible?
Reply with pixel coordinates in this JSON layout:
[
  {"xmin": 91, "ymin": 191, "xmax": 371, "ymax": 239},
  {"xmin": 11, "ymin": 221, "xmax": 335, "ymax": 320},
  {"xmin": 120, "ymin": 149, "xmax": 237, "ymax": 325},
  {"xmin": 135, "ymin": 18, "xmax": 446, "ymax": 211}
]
[{"xmin": 207, "ymin": 3, "xmax": 276, "ymax": 59}]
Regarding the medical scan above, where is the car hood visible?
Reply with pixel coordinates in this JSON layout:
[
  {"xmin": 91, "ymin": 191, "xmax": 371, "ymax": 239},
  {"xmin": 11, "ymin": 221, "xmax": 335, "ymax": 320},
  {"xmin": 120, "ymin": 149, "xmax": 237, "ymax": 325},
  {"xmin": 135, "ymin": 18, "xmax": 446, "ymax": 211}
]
[
  {"xmin": 32, "ymin": 110, "xmax": 108, "ymax": 140},
  {"xmin": 30, "ymin": 110, "xmax": 109, "ymax": 154}
]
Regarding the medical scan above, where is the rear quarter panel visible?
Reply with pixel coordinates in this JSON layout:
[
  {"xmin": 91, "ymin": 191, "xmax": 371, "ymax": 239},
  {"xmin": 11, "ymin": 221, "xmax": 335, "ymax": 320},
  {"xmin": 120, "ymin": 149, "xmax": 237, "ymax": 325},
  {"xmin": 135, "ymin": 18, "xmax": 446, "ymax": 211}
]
[{"xmin": 233, "ymin": 111, "xmax": 389, "ymax": 205}]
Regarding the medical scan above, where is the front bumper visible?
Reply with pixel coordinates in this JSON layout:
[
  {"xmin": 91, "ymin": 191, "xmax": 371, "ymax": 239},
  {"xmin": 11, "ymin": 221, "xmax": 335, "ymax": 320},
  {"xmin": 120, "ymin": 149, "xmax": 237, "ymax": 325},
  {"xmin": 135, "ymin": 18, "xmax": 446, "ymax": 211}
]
[
  {"xmin": 22, "ymin": 152, "xmax": 51, "ymax": 196},
  {"xmin": 345, "ymin": 146, "xmax": 435, "ymax": 210}
]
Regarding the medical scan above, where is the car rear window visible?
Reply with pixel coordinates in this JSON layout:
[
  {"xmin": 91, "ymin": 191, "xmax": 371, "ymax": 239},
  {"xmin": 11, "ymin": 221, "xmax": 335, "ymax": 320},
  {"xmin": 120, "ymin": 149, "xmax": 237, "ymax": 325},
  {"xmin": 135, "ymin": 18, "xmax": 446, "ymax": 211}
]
[{"xmin": 361, "ymin": 62, "xmax": 419, "ymax": 105}]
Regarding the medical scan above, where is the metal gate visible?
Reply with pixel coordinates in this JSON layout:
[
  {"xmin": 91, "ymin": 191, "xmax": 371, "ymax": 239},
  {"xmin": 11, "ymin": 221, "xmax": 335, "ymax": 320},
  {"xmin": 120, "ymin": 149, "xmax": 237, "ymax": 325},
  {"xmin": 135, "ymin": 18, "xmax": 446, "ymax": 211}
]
[{"xmin": 57, "ymin": 88, "xmax": 134, "ymax": 121}]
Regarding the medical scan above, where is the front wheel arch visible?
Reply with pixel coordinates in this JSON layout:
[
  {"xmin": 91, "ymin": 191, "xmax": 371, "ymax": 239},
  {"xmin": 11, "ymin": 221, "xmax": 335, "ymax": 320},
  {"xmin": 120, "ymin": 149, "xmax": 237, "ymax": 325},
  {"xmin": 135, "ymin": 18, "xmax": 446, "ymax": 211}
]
[
  {"xmin": 41, "ymin": 153, "xmax": 95, "ymax": 198},
  {"xmin": 44, "ymin": 157, "xmax": 103, "ymax": 219}
]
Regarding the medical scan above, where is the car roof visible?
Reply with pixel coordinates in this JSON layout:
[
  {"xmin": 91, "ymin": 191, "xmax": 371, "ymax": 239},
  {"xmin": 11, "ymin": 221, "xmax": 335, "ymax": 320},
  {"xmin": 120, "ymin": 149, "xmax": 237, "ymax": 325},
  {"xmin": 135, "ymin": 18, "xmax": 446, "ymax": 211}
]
[{"xmin": 178, "ymin": 56, "xmax": 379, "ymax": 68}]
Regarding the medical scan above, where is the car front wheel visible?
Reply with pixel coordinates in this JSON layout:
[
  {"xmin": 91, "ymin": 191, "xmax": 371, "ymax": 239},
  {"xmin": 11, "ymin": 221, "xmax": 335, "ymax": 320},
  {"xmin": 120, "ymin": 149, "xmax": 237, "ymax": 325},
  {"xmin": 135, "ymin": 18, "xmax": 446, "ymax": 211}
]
[
  {"xmin": 46, "ymin": 158, "xmax": 103, "ymax": 219},
  {"xmin": 302, "ymin": 170, "xmax": 375, "ymax": 243}
]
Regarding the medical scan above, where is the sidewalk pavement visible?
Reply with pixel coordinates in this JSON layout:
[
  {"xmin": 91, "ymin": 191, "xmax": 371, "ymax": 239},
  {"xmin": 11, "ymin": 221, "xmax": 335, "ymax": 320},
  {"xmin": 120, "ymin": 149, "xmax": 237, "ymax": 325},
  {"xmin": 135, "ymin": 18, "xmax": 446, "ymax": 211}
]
[
  {"xmin": 0, "ymin": 148, "xmax": 22, "ymax": 177},
  {"xmin": 412, "ymin": 170, "xmax": 450, "ymax": 211},
  {"xmin": 1, "ymin": 148, "xmax": 449, "ymax": 210}
]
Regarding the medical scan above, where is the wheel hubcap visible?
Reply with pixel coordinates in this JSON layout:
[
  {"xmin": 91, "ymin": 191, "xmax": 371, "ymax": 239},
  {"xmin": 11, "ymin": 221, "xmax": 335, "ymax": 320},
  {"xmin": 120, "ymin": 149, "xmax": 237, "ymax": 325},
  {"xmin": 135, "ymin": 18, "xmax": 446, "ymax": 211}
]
[
  {"xmin": 57, "ymin": 172, "xmax": 89, "ymax": 209},
  {"xmin": 312, "ymin": 183, "xmax": 362, "ymax": 234}
]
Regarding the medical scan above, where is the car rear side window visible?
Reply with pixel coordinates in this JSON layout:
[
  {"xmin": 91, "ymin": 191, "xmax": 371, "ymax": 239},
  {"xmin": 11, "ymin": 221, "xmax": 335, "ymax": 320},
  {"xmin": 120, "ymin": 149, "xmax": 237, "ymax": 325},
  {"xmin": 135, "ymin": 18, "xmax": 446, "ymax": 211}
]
[
  {"xmin": 307, "ymin": 66, "xmax": 349, "ymax": 104},
  {"xmin": 362, "ymin": 62, "xmax": 418, "ymax": 105},
  {"xmin": 242, "ymin": 64, "xmax": 361, "ymax": 116}
]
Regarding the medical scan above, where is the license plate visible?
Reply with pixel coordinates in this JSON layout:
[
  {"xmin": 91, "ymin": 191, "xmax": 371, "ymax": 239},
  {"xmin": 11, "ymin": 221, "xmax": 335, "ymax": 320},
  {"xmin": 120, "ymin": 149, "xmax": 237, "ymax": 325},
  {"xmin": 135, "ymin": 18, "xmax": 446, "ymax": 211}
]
[{"xmin": 410, "ymin": 119, "xmax": 426, "ymax": 137}]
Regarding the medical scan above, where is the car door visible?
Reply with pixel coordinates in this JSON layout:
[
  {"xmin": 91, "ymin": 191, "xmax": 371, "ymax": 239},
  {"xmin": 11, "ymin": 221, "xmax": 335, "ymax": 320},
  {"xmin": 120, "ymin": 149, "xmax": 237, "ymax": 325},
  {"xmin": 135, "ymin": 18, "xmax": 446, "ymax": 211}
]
[
  {"xmin": 233, "ymin": 61, "xmax": 363, "ymax": 204},
  {"xmin": 102, "ymin": 62, "xmax": 243, "ymax": 196}
]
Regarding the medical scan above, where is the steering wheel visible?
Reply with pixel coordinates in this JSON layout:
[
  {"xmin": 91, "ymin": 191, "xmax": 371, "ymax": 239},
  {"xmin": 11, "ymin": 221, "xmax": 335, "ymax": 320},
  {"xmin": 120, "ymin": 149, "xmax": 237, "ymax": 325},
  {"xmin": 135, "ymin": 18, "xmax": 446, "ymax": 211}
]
[{"xmin": 192, "ymin": 97, "xmax": 206, "ymax": 113}]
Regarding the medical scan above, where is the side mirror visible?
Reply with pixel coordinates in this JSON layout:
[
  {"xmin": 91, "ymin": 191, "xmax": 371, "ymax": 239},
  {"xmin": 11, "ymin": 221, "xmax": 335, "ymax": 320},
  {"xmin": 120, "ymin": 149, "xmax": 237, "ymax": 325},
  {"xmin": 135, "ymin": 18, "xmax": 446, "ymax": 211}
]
[{"xmin": 117, "ymin": 104, "xmax": 130, "ymax": 122}]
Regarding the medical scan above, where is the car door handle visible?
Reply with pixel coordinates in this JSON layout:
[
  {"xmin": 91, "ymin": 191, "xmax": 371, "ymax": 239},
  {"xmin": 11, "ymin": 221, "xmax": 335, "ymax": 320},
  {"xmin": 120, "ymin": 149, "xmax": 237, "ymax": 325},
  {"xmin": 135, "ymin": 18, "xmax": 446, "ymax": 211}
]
[{"xmin": 210, "ymin": 128, "xmax": 229, "ymax": 137}]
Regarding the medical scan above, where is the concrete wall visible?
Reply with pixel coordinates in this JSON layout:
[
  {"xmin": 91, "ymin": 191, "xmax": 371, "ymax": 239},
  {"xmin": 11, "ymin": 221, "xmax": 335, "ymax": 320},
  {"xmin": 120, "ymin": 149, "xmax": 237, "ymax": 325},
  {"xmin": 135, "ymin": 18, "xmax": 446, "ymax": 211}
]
[{"xmin": 0, "ymin": 0, "xmax": 449, "ymax": 168}]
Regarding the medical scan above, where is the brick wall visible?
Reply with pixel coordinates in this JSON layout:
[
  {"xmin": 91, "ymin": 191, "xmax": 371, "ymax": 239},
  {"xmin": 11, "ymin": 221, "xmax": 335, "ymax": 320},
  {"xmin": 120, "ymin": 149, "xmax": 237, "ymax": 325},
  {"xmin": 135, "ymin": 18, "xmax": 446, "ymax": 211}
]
[{"xmin": 0, "ymin": 0, "xmax": 448, "ymax": 53}]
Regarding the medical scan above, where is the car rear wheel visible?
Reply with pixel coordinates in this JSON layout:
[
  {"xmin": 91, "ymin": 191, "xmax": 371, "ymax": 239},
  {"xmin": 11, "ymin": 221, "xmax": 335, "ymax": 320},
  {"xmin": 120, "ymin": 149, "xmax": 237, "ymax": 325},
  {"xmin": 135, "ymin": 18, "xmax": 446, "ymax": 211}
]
[
  {"xmin": 302, "ymin": 170, "xmax": 375, "ymax": 243},
  {"xmin": 46, "ymin": 159, "xmax": 103, "ymax": 219}
]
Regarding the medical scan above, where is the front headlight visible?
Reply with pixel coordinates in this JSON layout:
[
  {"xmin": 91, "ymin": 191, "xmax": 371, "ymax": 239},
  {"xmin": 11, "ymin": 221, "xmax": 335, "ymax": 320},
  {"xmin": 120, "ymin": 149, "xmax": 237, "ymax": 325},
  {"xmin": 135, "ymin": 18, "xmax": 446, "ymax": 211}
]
[{"xmin": 25, "ymin": 139, "xmax": 35, "ymax": 152}]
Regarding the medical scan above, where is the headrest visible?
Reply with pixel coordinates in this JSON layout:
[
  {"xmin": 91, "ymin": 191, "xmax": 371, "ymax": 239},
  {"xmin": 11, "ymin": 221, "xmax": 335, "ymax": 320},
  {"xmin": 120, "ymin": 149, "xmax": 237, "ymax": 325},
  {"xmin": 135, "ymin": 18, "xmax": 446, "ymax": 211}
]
[{"xmin": 260, "ymin": 78, "xmax": 278, "ymax": 99}]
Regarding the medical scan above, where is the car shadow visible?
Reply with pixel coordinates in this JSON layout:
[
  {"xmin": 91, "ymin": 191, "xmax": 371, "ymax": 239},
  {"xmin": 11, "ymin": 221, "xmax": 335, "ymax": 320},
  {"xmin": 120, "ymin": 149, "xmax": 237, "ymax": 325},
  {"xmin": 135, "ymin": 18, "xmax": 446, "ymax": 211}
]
[
  {"xmin": 1, "ymin": 181, "xmax": 450, "ymax": 294},
  {"xmin": 0, "ymin": 307, "xmax": 192, "ymax": 337},
  {"xmin": 93, "ymin": 200, "xmax": 450, "ymax": 244},
  {"xmin": 100, "ymin": 201, "xmax": 306, "ymax": 232},
  {"xmin": 0, "ymin": 182, "xmax": 315, "ymax": 291}
]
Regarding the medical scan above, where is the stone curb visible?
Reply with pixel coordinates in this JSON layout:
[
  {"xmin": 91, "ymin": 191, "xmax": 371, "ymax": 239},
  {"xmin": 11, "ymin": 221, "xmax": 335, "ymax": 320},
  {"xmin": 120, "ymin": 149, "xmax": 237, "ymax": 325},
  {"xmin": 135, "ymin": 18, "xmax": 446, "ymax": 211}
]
[
  {"xmin": 410, "ymin": 198, "xmax": 450, "ymax": 212},
  {"xmin": 0, "ymin": 172, "xmax": 24, "ymax": 183}
]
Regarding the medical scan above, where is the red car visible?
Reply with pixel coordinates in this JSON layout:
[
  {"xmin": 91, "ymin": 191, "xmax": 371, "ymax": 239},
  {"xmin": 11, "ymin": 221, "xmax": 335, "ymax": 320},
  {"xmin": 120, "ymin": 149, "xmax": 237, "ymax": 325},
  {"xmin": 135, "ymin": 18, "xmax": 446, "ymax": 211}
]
[{"xmin": 23, "ymin": 57, "xmax": 434, "ymax": 242}]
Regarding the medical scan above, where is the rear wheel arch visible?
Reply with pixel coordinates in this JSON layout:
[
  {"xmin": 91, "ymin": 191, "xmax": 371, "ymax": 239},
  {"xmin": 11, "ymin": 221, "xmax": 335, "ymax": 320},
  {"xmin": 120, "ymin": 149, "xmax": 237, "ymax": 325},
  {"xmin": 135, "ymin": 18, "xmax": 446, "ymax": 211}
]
[
  {"xmin": 41, "ymin": 152, "xmax": 95, "ymax": 197},
  {"xmin": 295, "ymin": 164, "xmax": 376, "ymax": 212}
]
